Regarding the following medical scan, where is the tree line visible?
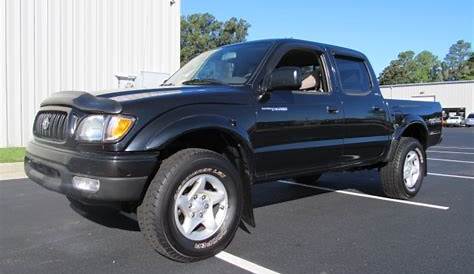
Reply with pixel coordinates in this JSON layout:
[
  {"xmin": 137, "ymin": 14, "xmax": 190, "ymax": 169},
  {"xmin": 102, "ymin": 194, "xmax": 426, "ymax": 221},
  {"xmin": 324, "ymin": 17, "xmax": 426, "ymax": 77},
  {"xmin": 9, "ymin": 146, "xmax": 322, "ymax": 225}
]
[
  {"xmin": 181, "ymin": 14, "xmax": 473, "ymax": 85},
  {"xmin": 378, "ymin": 40, "xmax": 473, "ymax": 85}
]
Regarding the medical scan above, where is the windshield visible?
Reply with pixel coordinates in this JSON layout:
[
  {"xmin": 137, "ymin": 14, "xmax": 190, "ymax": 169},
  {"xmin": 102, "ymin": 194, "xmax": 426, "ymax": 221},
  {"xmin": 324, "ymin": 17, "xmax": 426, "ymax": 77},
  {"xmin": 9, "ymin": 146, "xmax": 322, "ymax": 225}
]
[
  {"xmin": 468, "ymin": 114, "xmax": 474, "ymax": 118},
  {"xmin": 165, "ymin": 41, "xmax": 273, "ymax": 86}
]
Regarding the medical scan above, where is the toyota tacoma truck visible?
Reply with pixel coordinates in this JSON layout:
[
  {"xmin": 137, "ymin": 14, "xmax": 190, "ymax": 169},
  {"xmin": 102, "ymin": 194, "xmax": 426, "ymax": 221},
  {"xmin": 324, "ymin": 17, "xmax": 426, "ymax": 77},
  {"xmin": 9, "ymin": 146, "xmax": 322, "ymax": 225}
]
[{"xmin": 25, "ymin": 39, "xmax": 442, "ymax": 262}]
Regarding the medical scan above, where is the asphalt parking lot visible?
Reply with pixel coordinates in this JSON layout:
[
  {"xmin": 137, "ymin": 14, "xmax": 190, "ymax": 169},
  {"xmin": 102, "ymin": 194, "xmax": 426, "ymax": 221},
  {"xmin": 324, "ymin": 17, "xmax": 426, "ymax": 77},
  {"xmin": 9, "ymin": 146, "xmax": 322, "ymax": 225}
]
[{"xmin": 1, "ymin": 127, "xmax": 473, "ymax": 274}]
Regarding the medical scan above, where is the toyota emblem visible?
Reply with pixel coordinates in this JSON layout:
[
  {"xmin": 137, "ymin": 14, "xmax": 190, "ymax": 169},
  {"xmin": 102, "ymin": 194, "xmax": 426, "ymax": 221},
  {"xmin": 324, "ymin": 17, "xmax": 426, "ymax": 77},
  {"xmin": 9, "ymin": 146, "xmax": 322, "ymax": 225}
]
[{"xmin": 42, "ymin": 117, "xmax": 50, "ymax": 130}]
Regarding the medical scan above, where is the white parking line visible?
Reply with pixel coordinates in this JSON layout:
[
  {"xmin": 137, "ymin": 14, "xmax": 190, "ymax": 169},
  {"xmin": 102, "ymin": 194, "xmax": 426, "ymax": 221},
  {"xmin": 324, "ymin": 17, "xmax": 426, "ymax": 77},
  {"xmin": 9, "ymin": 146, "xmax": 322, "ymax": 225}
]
[
  {"xmin": 432, "ymin": 146, "xmax": 474, "ymax": 150},
  {"xmin": 428, "ymin": 172, "xmax": 474, "ymax": 180},
  {"xmin": 428, "ymin": 150, "xmax": 474, "ymax": 155},
  {"xmin": 428, "ymin": 158, "xmax": 474, "ymax": 164},
  {"xmin": 215, "ymin": 251, "xmax": 280, "ymax": 274},
  {"xmin": 278, "ymin": 180, "xmax": 449, "ymax": 210}
]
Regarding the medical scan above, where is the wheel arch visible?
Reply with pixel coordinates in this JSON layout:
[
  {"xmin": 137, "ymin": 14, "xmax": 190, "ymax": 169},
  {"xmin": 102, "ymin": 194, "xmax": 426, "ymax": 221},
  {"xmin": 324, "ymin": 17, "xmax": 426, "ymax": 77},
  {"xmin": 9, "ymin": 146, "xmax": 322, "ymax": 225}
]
[
  {"xmin": 383, "ymin": 116, "xmax": 429, "ymax": 164},
  {"xmin": 398, "ymin": 121, "xmax": 429, "ymax": 149}
]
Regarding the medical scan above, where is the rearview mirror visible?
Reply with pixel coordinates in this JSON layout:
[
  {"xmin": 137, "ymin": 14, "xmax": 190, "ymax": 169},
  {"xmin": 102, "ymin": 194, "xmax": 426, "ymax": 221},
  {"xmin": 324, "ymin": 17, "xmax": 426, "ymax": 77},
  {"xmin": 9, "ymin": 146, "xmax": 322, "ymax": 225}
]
[{"xmin": 268, "ymin": 67, "xmax": 302, "ymax": 91}]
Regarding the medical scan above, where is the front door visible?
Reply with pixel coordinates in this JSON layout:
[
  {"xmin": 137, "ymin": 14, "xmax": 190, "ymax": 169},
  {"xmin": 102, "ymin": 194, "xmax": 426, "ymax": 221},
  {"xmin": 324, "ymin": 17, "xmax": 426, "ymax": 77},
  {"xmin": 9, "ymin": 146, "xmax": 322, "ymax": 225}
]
[{"xmin": 251, "ymin": 44, "xmax": 344, "ymax": 178}]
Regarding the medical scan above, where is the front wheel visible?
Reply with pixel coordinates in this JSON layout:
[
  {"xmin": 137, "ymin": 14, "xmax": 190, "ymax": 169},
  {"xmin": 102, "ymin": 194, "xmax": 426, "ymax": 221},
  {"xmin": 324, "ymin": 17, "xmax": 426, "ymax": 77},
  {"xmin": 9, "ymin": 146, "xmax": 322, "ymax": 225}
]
[
  {"xmin": 380, "ymin": 137, "xmax": 426, "ymax": 199},
  {"xmin": 137, "ymin": 148, "xmax": 242, "ymax": 262}
]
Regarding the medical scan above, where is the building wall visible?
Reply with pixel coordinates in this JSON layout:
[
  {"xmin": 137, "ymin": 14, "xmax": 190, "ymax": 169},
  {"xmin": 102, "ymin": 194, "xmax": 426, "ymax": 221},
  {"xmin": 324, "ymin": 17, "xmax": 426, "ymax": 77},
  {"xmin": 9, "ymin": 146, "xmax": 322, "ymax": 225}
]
[
  {"xmin": 0, "ymin": 0, "xmax": 180, "ymax": 147},
  {"xmin": 380, "ymin": 80, "xmax": 474, "ymax": 117}
]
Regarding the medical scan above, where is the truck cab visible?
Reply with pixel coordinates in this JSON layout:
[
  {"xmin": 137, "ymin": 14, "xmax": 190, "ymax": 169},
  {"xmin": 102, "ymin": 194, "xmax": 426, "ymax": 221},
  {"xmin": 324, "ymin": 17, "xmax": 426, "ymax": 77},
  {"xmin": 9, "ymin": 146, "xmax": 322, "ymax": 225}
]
[{"xmin": 251, "ymin": 41, "xmax": 393, "ymax": 180}]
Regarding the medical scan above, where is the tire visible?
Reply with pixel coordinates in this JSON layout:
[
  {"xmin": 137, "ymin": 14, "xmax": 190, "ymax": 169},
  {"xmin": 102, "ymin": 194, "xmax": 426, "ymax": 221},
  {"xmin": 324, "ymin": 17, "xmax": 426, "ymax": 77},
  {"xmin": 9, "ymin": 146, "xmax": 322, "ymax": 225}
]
[
  {"xmin": 380, "ymin": 137, "xmax": 426, "ymax": 199},
  {"xmin": 137, "ymin": 148, "xmax": 243, "ymax": 262},
  {"xmin": 294, "ymin": 173, "xmax": 322, "ymax": 185}
]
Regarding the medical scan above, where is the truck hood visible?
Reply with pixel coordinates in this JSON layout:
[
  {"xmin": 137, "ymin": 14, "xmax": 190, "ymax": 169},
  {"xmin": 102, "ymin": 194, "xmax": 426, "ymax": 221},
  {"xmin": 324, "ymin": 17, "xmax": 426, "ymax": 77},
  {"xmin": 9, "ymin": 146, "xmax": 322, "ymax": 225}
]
[{"xmin": 41, "ymin": 85, "xmax": 252, "ymax": 115}]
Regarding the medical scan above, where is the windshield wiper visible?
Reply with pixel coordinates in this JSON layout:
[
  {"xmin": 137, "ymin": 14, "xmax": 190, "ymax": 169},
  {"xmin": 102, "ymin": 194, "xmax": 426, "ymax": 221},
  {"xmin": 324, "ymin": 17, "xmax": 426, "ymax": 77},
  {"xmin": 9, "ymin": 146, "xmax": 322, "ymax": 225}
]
[{"xmin": 181, "ymin": 79, "xmax": 226, "ymax": 86}]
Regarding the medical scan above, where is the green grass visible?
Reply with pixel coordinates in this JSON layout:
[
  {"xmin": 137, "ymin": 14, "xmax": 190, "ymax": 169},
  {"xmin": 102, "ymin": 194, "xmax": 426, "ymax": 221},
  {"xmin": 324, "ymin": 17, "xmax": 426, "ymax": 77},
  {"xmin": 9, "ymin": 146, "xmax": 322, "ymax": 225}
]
[{"xmin": 0, "ymin": 147, "xmax": 26, "ymax": 163}]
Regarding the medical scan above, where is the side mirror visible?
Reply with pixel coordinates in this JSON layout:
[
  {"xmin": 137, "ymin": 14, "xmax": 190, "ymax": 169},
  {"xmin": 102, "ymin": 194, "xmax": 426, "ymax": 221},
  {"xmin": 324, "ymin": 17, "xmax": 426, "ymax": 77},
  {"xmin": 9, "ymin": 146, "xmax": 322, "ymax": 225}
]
[{"xmin": 268, "ymin": 67, "xmax": 302, "ymax": 91}]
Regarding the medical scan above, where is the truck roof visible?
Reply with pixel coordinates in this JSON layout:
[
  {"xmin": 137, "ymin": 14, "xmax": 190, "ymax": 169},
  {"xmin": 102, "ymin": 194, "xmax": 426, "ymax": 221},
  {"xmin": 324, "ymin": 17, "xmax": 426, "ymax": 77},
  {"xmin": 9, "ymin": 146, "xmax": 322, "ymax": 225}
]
[{"xmin": 222, "ymin": 38, "xmax": 367, "ymax": 60}]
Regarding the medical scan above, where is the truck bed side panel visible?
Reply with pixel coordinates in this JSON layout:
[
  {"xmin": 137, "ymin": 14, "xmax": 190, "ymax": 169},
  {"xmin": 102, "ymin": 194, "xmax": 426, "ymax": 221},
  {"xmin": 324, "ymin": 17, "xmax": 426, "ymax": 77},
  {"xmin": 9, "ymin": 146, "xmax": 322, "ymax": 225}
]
[{"xmin": 386, "ymin": 99, "xmax": 443, "ymax": 147}]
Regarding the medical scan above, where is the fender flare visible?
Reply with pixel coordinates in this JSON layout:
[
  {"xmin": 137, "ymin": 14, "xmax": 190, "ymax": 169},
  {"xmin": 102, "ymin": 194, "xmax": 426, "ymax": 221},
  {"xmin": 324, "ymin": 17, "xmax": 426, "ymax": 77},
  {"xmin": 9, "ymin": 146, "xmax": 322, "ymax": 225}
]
[
  {"xmin": 393, "ymin": 115, "xmax": 429, "ymax": 142},
  {"xmin": 384, "ymin": 115, "xmax": 428, "ymax": 162},
  {"xmin": 383, "ymin": 116, "xmax": 429, "ymax": 175}
]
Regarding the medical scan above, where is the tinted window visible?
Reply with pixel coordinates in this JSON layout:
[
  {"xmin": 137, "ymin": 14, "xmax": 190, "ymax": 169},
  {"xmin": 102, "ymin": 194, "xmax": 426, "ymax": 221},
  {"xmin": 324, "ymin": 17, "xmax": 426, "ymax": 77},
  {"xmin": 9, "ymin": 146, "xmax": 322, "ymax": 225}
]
[
  {"xmin": 335, "ymin": 56, "xmax": 371, "ymax": 92},
  {"xmin": 468, "ymin": 114, "xmax": 474, "ymax": 118},
  {"xmin": 274, "ymin": 49, "xmax": 328, "ymax": 92},
  {"xmin": 166, "ymin": 41, "xmax": 272, "ymax": 86}
]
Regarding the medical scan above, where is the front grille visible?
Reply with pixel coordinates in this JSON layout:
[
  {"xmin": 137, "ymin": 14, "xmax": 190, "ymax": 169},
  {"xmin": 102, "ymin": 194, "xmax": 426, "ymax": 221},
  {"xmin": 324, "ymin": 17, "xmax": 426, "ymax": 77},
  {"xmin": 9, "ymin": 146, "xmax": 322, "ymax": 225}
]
[{"xmin": 33, "ymin": 111, "xmax": 68, "ymax": 141}]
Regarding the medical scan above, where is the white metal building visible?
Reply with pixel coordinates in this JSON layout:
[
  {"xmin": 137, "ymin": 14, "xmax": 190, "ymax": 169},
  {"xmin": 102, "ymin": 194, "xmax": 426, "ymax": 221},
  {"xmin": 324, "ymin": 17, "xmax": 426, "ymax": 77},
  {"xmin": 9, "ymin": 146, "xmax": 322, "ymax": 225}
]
[
  {"xmin": 381, "ymin": 80, "xmax": 474, "ymax": 118},
  {"xmin": 0, "ymin": 0, "xmax": 181, "ymax": 147}
]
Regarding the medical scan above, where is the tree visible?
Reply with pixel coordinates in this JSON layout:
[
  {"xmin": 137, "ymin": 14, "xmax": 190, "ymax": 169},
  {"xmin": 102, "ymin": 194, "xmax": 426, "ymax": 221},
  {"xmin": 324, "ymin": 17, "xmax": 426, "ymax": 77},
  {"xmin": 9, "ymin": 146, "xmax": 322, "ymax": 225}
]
[
  {"xmin": 379, "ymin": 50, "xmax": 442, "ymax": 85},
  {"xmin": 413, "ymin": 51, "xmax": 442, "ymax": 82},
  {"xmin": 379, "ymin": 51, "xmax": 416, "ymax": 85},
  {"xmin": 180, "ymin": 13, "xmax": 250, "ymax": 66},
  {"xmin": 459, "ymin": 53, "xmax": 474, "ymax": 80},
  {"xmin": 442, "ymin": 40, "xmax": 472, "ymax": 80}
]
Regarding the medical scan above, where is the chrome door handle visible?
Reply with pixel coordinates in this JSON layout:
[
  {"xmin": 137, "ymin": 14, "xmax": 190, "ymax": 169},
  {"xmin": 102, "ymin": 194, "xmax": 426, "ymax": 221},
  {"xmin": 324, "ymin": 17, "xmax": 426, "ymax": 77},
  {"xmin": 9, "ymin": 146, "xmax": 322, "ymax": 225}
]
[
  {"xmin": 326, "ymin": 106, "xmax": 339, "ymax": 114},
  {"xmin": 372, "ymin": 106, "xmax": 385, "ymax": 113}
]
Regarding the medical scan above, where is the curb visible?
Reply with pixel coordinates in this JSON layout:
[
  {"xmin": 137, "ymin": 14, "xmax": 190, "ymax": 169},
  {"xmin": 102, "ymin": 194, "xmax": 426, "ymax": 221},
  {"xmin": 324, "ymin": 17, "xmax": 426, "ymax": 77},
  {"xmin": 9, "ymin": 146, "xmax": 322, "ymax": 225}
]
[{"xmin": 0, "ymin": 162, "xmax": 27, "ymax": 181}]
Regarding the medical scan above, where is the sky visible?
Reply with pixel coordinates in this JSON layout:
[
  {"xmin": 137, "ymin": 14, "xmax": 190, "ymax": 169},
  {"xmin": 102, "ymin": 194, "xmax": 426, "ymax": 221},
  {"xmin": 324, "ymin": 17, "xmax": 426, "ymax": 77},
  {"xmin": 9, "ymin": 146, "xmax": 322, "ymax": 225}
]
[{"xmin": 181, "ymin": 0, "xmax": 474, "ymax": 75}]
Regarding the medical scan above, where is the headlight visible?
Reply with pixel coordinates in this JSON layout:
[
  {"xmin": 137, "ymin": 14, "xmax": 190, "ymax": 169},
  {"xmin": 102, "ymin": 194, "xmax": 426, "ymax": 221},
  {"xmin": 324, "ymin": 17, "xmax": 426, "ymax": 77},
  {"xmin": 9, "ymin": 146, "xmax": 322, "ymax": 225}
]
[
  {"xmin": 76, "ymin": 115, "xmax": 135, "ymax": 142},
  {"xmin": 76, "ymin": 115, "xmax": 106, "ymax": 141}
]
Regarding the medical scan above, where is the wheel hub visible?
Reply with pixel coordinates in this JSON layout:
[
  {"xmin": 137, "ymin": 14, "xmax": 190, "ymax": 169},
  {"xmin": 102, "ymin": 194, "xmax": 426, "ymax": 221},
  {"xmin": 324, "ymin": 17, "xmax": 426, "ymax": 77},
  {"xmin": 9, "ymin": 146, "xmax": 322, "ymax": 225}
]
[
  {"xmin": 174, "ymin": 174, "xmax": 228, "ymax": 241},
  {"xmin": 403, "ymin": 150, "xmax": 421, "ymax": 190},
  {"xmin": 188, "ymin": 194, "xmax": 210, "ymax": 213}
]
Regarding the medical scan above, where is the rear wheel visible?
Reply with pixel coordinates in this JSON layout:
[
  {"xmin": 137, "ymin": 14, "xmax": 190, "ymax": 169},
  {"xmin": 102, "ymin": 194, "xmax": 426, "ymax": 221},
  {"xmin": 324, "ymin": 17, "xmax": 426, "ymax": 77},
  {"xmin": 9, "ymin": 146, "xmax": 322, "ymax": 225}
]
[
  {"xmin": 294, "ymin": 173, "xmax": 322, "ymax": 185},
  {"xmin": 137, "ymin": 148, "xmax": 242, "ymax": 262},
  {"xmin": 380, "ymin": 137, "xmax": 425, "ymax": 199}
]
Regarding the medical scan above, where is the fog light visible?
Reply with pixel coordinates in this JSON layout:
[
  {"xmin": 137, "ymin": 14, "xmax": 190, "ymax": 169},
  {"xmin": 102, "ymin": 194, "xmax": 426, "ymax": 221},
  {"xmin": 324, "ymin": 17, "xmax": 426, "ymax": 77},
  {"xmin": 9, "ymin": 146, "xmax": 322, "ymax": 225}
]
[{"xmin": 72, "ymin": 176, "xmax": 100, "ymax": 193}]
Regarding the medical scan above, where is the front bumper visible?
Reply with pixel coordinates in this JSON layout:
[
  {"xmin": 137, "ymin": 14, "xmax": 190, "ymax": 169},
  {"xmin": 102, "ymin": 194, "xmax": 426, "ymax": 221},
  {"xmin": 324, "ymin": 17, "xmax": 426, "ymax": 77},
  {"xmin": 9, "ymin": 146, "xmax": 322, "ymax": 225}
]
[{"xmin": 25, "ymin": 141, "xmax": 158, "ymax": 202}]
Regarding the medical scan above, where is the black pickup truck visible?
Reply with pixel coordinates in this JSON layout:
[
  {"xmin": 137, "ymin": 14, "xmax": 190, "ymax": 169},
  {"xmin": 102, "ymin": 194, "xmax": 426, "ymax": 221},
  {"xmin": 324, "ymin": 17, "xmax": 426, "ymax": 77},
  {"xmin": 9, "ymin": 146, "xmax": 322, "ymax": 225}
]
[{"xmin": 25, "ymin": 39, "xmax": 442, "ymax": 262}]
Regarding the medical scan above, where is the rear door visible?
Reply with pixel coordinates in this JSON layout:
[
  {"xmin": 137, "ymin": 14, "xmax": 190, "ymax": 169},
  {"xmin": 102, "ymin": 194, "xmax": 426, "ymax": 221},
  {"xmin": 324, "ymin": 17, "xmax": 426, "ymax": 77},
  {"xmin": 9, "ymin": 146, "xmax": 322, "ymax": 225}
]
[
  {"xmin": 331, "ymin": 54, "xmax": 392, "ymax": 164},
  {"xmin": 251, "ymin": 43, "xmax": 344, "ymax": 178}
]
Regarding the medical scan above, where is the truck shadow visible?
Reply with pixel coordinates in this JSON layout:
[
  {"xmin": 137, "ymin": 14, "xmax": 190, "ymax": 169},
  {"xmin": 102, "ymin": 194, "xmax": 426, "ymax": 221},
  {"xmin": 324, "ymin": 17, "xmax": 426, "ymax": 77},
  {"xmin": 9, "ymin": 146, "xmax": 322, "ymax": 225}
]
[
  {"xmin": 69, "ymin": 170, "xmax": 383, "ymax": 232},
  {"xmin": 69, "ymin": 202, "xmax": 140, "ymax": 231},
  {"xmin": 253, "ymin": 170, "xmax": 384, "ymax": 208}
]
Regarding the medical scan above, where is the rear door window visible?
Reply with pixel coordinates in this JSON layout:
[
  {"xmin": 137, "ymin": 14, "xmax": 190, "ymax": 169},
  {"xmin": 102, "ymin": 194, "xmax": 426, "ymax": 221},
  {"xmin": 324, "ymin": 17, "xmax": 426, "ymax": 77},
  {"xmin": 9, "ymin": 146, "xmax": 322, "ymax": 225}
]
[{"xmin": 334, "ymin": 56, "xmax": 371, "ymax": 93}]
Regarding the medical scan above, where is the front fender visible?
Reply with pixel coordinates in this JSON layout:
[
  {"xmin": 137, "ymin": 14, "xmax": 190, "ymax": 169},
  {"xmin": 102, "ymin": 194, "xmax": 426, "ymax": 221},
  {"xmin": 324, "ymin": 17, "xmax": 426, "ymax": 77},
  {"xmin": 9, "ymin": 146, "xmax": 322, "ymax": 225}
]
[
  {"xmin": 145, "ymin": 115, "xmax": 250, "ymax": 151},
  {"xmin": 126, "ymin": 104, "xmax": 255, "ymax": 152},
  {"xmin": 126, "ymin": 106, "xmax": 257, "ymax": 227}
]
